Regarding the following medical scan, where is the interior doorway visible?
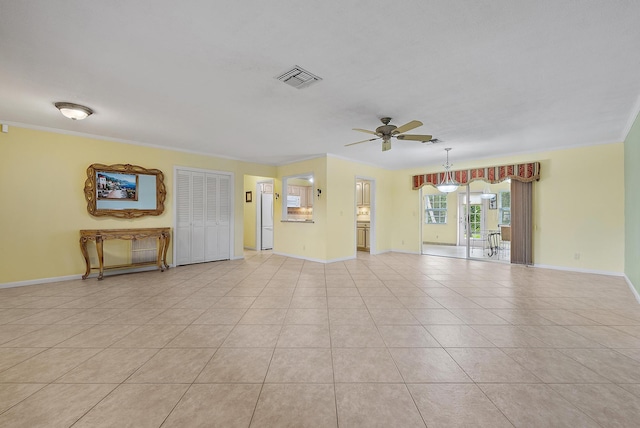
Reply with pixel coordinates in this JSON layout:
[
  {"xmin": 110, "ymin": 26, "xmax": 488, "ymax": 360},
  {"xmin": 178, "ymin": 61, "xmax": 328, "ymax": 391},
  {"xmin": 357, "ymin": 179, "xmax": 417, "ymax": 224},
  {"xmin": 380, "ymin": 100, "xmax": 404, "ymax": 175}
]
[
  {"xmin": 355, "ymin": 178, "xmax": 374, "ymax": 253},
  {"xmin": 256, "ymin": 179, "xmax": 274, "ymax": 251}
]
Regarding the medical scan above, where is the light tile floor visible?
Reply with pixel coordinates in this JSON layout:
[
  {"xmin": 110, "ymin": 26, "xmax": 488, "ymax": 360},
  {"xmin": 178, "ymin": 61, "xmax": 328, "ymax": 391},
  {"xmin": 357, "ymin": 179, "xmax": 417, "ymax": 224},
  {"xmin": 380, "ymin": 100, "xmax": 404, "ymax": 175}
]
[{"xmin": 1, "ymin": 251, "xmax": 640, "ymax": 427}]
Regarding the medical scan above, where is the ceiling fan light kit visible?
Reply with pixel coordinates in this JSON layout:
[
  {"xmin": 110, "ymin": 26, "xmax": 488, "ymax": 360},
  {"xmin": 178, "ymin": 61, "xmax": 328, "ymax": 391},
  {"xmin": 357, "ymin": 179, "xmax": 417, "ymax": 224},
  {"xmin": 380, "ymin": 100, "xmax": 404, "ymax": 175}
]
[
  {"xmin": 347, "ymin": 117, "xmax": 433, "ymax": 151},
  {"xmin": 436, "ymin": 148, "xmax": 459, "ymax": 193}
]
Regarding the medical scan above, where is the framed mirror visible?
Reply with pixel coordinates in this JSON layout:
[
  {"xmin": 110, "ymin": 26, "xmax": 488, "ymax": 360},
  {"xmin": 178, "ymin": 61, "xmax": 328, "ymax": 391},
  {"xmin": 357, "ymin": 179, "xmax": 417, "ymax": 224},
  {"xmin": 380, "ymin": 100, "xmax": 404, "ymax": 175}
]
[{"xmin": 84, "ymin": 163, "xmax": 166, "ymax": 218}]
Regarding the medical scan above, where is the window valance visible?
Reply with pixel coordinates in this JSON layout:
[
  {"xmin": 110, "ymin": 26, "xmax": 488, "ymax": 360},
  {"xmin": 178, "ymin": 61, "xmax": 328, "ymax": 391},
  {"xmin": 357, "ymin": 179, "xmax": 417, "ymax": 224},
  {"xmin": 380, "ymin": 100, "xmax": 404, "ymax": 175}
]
[{"xmin": 412, "ymin": 162, "xmax": 540, "ymax": 190}]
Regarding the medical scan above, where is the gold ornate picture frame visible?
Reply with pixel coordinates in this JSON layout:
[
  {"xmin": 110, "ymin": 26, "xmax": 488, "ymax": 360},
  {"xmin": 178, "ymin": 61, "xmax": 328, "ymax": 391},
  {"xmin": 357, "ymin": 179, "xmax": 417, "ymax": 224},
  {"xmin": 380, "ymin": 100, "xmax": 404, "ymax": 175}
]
[{"xmin": 84, "ymin": 163, "xmax": 166, "ymax": 218}]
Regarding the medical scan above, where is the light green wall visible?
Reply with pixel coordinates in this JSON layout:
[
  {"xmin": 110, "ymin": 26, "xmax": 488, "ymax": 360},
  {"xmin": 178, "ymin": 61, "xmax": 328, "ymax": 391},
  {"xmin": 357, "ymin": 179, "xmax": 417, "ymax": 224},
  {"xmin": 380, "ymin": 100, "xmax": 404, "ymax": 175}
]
[
  {"xmin": 0, "ymin": 126, "xmax": 275, "ymax": 284},
  {"xmin": 625, "ymin": 112, "xmax": 640, "ymax": 293}
]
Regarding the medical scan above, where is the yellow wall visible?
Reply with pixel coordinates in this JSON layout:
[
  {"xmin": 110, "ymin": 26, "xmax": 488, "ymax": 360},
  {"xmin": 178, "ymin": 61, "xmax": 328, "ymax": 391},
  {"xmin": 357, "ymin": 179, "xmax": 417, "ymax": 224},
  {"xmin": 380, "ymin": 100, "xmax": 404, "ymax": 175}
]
[
  {"xmin": 400, "ymin": 143, "xmax": 625, "ymax": 272},
  {"xmin": 0, "ymin": 125, "xmax": 627, "ymax": 284},
  {"xmin": 325, "ymin": 156, "xmax": 395, "ymax": 259},
  {"xmin": 274, "ymin": 157, "xmax": 328, "ymax": 260},
  {"xmin": 0, "ymin": 126, "xmax": 275, "ymax": 284},
  {"xmin": 421, "ymin": 187, "xmax": 459, "ymax": 245},
  {"xmin": 242, "ymin": 175, "xmax": 273, "ymax": 249}
]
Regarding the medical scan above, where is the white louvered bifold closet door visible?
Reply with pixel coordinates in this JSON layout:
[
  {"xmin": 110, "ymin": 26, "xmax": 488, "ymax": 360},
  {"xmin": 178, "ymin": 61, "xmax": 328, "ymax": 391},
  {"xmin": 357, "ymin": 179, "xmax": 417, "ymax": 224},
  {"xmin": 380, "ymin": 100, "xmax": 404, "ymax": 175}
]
[
  {"xmin": 217, "ymin": 175, "xmax": 231, "ymax": 259},
  {"xmin": 176, "ymin": 170, "xmax": 192, "ymax": 266},
  {"xmin": 191, "ymin": 172, "xmax": 206, "ymax": 263},
  {"xmin": 204, "ymin": 174, "xmax": 219, "ymax": 261},
  {"xmin": 175, "ymin": 169, "xmax": 232, "ymax": 266}
]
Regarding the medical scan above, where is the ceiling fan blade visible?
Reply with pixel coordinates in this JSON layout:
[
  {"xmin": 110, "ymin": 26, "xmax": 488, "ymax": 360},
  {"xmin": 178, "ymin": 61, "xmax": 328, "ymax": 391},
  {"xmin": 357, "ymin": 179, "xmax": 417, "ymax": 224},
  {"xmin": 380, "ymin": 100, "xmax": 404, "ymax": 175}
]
[
  {"xmin": 396, "ymin": 134, "xmax": 433, "ymax": 141},
  {"xmin": 353, "ymin": 128, "xmax": 378, "ymax": 135},
  {"xmin": 345, "ymin": 137, "xmax": 380, "ymax": 147},
  {"xmin": 392, "ymin": 120, "xmax": 423, "ymax": 135}
]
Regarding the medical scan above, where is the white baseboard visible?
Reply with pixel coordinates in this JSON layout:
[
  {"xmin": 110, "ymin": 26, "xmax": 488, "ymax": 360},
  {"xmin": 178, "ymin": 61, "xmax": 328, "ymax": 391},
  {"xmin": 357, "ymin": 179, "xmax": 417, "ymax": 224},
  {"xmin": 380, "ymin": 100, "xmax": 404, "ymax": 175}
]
[
  {"xmin": 243, "ymin": 246, "xmax": 257, "ymax": 251},
  {"xmin": 390, "ymin": 249, "xmax": 422, "ymax": 255},
  {"xmin": 0, "ymin": 274, "xmax": 83, "ymax": 289},
  {"xmin": 624, "ymin": 274, "xmax": 640, "ymax": 304},
  {"xmin": 0, "ymin": 265, "xmax": 166, "ymax": 289},
  {"xmin": 272, "ymin": 251, "xmax": 356, "ymax": 264},
  {"xmin": 533, "ymin": 264, "xmax": 624, "ymax": 277},
  {"xmin": 230, "ymin": 255, "xmax": 245, "ymax": 261}
]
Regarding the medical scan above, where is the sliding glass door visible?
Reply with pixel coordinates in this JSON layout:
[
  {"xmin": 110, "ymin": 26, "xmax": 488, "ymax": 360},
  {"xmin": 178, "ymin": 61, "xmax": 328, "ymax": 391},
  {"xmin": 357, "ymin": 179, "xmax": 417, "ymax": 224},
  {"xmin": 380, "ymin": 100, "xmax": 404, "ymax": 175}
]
[{"xmin": 421, "ymin": 180, "xmax": 511, "ymax": 262}]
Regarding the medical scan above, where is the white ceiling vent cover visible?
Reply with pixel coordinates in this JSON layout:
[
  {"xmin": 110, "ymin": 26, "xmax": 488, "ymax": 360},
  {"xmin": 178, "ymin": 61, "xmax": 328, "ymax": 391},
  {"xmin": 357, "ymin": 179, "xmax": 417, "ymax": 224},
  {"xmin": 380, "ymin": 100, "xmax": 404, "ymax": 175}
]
[{"xmin": 275, "ymin": 66, "xmax": 322, "ymax": 89}]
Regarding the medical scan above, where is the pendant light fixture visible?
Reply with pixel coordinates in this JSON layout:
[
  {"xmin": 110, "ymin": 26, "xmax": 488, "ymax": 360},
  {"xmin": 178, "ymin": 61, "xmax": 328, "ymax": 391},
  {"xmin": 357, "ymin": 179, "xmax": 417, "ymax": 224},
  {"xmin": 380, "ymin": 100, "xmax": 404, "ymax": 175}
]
[
  {"xmin": 480, "ymin": 185, "xmax": 495, "ymax": 199},
  {"xmin": 54, "ymin": 102, "xmax": 93, "ymax": 120},
  {"xmin": 436, "ymin": 148, "xmax": 459, "ymax": 193}
]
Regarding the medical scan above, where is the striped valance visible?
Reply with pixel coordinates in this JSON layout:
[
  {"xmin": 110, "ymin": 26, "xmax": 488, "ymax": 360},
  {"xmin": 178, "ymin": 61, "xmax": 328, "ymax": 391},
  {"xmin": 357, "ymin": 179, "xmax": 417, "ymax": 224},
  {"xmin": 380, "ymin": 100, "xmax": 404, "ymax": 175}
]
[{"xmin": 412, "ymin": 162, "xmax": 541, "ymax": 190}]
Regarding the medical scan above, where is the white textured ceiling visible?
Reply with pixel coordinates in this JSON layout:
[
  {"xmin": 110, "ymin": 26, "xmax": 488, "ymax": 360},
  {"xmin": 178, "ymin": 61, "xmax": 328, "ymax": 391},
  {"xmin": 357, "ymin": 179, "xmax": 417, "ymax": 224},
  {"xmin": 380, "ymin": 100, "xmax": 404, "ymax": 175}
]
[{"xmin": 1, "ymin": 1, "xmax": 639, "ymax": 169}]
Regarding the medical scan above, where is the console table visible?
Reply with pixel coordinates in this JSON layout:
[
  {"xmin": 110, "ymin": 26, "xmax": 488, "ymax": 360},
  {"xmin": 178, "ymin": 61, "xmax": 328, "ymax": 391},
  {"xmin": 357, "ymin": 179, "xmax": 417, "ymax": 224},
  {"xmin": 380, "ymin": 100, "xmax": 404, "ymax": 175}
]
[{"xmin": 80, "ymin": 227, "xmax": 170, "ymax": 280}]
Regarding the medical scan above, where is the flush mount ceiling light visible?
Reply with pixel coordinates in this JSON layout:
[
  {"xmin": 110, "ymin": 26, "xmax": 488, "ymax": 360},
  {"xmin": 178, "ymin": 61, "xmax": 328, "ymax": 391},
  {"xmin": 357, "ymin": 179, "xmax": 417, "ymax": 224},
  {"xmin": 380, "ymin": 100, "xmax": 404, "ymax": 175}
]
[
  {"xmin": 436, "ymin": 148, "xmax": 459, "ymax": 193},
  {"xmin": 54, "ymin": 102, "xmax": 93, "ymax": 120}
]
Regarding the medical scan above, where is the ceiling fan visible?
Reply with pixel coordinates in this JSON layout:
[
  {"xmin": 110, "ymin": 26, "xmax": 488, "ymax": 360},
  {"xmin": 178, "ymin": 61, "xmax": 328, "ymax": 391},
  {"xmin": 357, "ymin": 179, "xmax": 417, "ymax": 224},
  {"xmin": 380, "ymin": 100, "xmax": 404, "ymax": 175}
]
[{"xmin": 346, "ymin": 117, "xmax": 435, "ymax": 152}]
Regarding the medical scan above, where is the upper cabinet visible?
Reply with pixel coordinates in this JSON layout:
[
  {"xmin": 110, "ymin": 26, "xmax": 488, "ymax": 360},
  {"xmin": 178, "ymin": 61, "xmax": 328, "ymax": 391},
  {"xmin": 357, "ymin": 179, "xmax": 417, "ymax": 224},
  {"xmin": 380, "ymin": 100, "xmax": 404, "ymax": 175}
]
[
  {"xmin": 363, "ymin": 181, "xmax": 371, "ymax": 206},
  {"xmin": 356, "ymin": 180, "xmax": 371, "ymax": 207},
  {"xmin": 262, "ymin": 183, "xmax": 273, "ymax": 194}
]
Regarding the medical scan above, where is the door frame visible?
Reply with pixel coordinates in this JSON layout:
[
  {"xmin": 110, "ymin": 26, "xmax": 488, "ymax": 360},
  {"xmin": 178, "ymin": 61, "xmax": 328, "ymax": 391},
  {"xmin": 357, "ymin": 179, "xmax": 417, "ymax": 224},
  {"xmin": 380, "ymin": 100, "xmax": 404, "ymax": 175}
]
[
  {"xmin": 354, "ymin": 176, "xmax": 376, "ymax": 255},
  {"xmin": 255, "ymin": 179, "xmax": 274, "ymax": 251},
  {"xmin": 173, "ymin": 166, "xmax": 235, "ymax": 266}
]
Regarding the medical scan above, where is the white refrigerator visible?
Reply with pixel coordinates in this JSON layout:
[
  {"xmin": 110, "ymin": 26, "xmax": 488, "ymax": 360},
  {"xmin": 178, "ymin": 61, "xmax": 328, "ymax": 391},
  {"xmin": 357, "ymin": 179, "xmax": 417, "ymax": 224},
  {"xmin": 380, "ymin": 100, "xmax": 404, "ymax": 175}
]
[{"xmin": 261, "ymin": 193, "xmax": 274, "ymax": 250}]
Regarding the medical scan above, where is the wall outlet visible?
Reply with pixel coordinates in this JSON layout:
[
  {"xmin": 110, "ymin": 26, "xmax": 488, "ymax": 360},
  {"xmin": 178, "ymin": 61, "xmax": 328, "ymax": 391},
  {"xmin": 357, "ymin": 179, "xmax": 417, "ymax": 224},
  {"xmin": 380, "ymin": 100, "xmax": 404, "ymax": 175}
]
[
  {"xmin": 303, "ymin": 245, "xmax": 306, "ymax": 250},
  {"xmin": 402, "ymin": 240, "xmax": 405, "ymax": 245},
  {"xmin": 574, "ymin": 252, "xmax": 580, "ymax": 260}
]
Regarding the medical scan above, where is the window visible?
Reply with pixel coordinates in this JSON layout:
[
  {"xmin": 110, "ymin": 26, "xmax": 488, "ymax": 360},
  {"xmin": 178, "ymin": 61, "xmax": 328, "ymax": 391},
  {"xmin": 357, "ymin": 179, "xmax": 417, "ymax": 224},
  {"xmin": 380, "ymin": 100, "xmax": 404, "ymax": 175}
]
[
  {"xmin": 499, "ymin": 191, "xmax": 511, "ymax": 225},
  {"xmin": 425, "ymin": 194, "xmax": 447, "ymax": 224},
  {"xmin": 469, "ymin": 204, "xmax": 482, "ymax": 235}
]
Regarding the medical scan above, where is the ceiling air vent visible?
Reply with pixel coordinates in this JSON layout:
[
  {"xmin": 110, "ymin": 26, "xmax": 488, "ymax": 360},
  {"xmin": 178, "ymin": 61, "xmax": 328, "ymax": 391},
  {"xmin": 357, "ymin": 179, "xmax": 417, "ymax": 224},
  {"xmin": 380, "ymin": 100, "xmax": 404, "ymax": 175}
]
[{"xmin": 275, "ymin": 66, "xmax": 322, "ymax": 89}]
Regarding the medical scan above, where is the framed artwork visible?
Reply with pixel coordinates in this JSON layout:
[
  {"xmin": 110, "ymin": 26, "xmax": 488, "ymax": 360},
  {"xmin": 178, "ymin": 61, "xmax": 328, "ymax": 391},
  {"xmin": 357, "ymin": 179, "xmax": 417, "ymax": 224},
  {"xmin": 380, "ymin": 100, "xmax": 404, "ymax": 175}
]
[
  {"xmin": 246, "ymin": 191, "xmax": 252, "ymax": 203},
  {"xmin": 96, "ymin": 171, "xmax": 138, "ymax": 200},
  {"xmin": 489, "ymin": 195, "xmax": 497, "ymax": 210}
]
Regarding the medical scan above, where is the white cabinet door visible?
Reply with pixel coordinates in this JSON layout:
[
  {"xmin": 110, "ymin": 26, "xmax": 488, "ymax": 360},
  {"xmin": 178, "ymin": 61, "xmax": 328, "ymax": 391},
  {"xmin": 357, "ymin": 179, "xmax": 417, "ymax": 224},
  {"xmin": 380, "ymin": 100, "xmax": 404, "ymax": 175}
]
[
  {"xmin": 357, "ymin": 227, "xmax": 366, "ymax": 248},
  {"xmin": 356, "ymin": 182, "xmax": 363, "ymax": 206},
  {"xmin": 307, "ymin": 187, "xmax": 314, "ymax": 207},
  {"xmin": 364, "ymin": 227, "xmax": 370, "ymax": 248},
  {"xmin": 363, "ymin": 182, "xmax": 371, "ymax": 206},
  {"xmin": 300, "ymin": 186, "xmax": 307, "ymax": 208},
  {"xmin": 262, "ymin": 183, "xmax": 273, "ymax": 194}
]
